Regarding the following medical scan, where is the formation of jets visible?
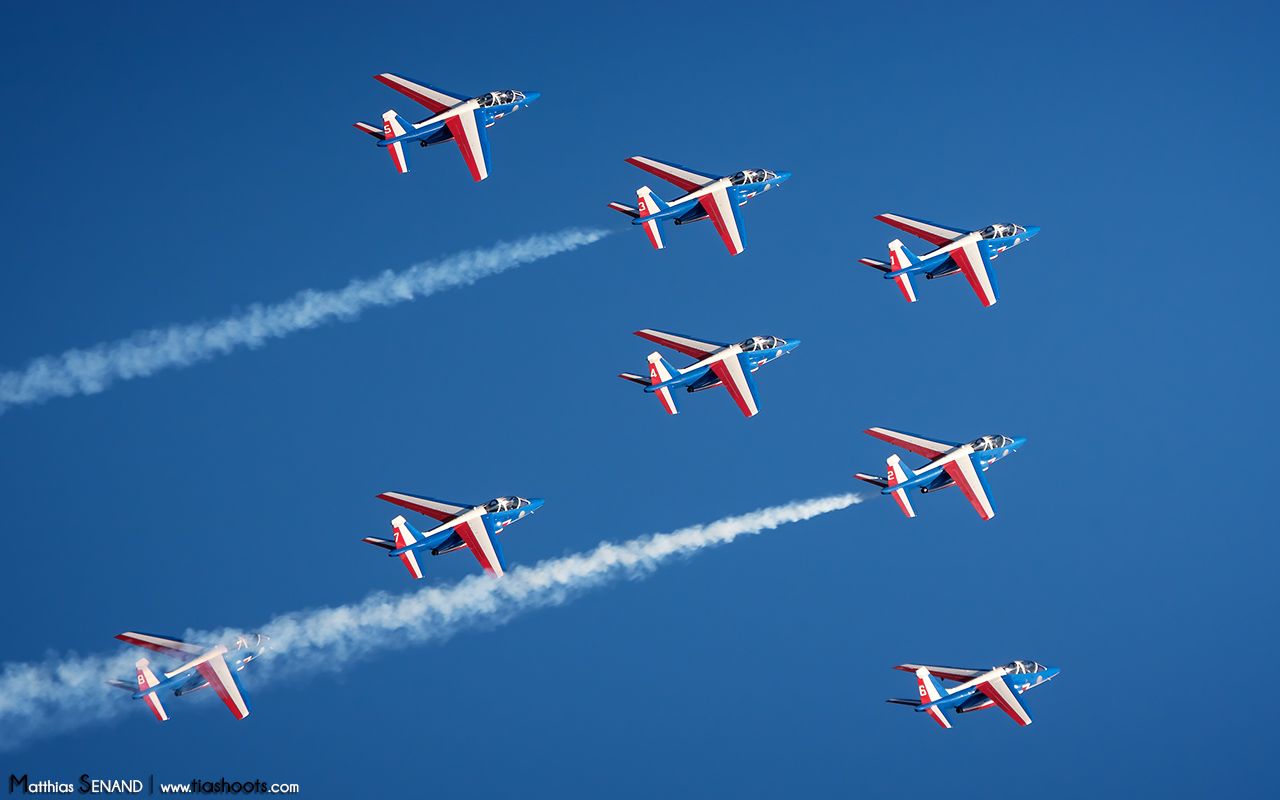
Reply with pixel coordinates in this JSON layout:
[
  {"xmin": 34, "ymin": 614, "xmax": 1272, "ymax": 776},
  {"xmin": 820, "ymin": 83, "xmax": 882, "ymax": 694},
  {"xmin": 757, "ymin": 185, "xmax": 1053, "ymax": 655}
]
[
  {"xmin": 887, "ymin": 661, "xmax": 1059, "ymax": 728},
  {"xmin": 107, "ymin": 71, "xmax": 1053, "ymax": 728}
]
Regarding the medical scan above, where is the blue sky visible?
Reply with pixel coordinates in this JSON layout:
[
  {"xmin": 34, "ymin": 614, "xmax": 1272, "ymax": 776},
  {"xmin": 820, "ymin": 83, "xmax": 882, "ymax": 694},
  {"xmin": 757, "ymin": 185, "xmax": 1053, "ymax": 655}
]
[{"xmin": 1, "ymin": 1, "xmax": 1277, "ymax": 796}]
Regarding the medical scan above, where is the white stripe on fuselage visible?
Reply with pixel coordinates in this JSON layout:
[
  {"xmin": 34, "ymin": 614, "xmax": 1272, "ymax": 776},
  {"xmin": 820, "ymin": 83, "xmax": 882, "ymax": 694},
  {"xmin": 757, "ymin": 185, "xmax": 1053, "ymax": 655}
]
[{"xmin": 163, "ymin": 645, "xmax": 228, "ymax": 680}]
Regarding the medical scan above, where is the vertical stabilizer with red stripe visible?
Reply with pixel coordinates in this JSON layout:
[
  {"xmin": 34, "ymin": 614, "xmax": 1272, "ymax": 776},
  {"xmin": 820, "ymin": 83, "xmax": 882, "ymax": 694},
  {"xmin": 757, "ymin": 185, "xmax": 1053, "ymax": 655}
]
[
  {"xmin": 886, "ymin": 455, "xmax": 917, "ymax": 518},
  {"xmin": 646, "ymin": 352, "xmax": 681, "ymax": 415},
  {"xmin": 390, "ymin": 515, "xmax": 426, "ymax": 579},
  {"xmin": 381, "ymin": 110, "xmax": 412, "ymax": 174},
  {"xmin": 135, "ymin": 659, "xmax": 170, "ymax": 722},
  {"xmin": 887, "ymin": 239, "xmax": 920, "ymax": 302},
  {"xmin": 916, "ymin": 667, "xmax": 952, "ymax": 729},
  {"xmin": 636, "ymin": 186, "xmax": 668, "ymax": 250}
]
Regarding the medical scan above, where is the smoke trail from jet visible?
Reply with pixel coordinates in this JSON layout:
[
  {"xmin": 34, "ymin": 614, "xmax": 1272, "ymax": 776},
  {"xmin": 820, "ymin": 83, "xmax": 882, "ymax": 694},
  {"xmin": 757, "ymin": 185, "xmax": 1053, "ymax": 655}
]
[
  {"xmin": 0, "ymin": 228, "xmax": 609, "ymax": 415},
  {"xmin": 0, "ymin": 493, "xmax": 859, "ymax": 749}
]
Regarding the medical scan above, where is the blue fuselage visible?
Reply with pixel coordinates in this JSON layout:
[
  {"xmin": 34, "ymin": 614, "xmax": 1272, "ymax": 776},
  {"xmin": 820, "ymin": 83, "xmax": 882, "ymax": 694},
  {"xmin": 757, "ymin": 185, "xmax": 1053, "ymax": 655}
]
[
  {"xmin": 644, "ymin": 340, "xmax": 801, "ymax": 394},
  {"xmin": 637, "ymin": 173, "xmax": 792, "ymax": 226},
  {"xmin": 378, "ymin": 94, "xmax": 541, "ymax": 149}
]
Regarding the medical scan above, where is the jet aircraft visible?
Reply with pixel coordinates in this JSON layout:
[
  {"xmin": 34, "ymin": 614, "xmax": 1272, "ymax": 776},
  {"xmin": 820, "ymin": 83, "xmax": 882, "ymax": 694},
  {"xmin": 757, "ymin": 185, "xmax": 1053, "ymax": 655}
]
[
  {"xmin": 887, "ymin": 661, "xmax": 1060, "ymax": 728},
  {"xmin": 608, "ymin": 157, "xmax": 790, "ymax": 255},
  {"xmin": 618, "ymin": 329, "xmax": 799, "ymax": 418},
  {"xmin": 854, "ymin": 427, "xmax": 1025, "ymax": 520},
  {"xmin": 107, "ymin": 632, "xmax": 269, "ymax": 722},
  {"xmin": 364, "ymin": 492, "xmax": 544, "ymax": 578},
  {"xmin": 354, "ymin": 73, "xmax": 539, "ymax": 180},
  {"xmin": 860, "ymin": 213, "xmax": 1040, "ymax": 306}
]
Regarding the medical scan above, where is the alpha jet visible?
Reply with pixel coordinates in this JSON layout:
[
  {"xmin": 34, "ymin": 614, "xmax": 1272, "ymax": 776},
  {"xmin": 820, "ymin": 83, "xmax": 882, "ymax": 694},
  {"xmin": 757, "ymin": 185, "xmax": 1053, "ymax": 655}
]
[
  {"xmin": 854, "ymin": 427, "xmax": 1025, "ymax": 520},
  {"xmin": 887, "ymin": 661, "xmax": 1060, "ymax": 728},
  {"xmin": 364, "ymin": 492, "xmax": 544, "ymax": 578},
  {"xmin": 354, "ymin": 73, "xmax": 539, "ymax": 180},
  {"xmin": 618, "ymin": 329, "xmax": 799, "ymax": 418},
  {"xmin": 107, "ymin": 632, "xmax": 270, "ymax": 722},
  {"xmin": 608, "ymin": 157, "xmax": 790, "ymax": 255},
  {"xmin": 860, "ymin": 213, "xmax": 1039, "ymax": 307}
]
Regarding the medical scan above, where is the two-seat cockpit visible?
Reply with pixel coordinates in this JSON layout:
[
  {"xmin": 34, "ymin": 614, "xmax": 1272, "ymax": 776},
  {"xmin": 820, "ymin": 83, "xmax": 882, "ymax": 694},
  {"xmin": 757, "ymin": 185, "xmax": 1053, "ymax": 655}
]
[
  {"xmin": 738, "ymin": 336, "xmax": 786, "ymax": 352},
  {"xmin": 485, "ymin": 496, "xmax": 532, "ymax": 513},
  {"xmin": 475, "ymin": 90, "xmax": 526, "ymax": 107},
  {"xmin": 980, "ymin": 223, "xmax": 1027, "ymax": 240},
  {"xmin": 969, "ymin": 435, "xmax": 1014, "ymax": 451},
  {"xmin": 1003, "ymin": 660, "xmax": 1047, "ymax": 674},
  {"xmin": 729, "ymin": 169, "xmax": 778, "ymax": 185},
  {"xmin": 227, "ymin": 634, "xmax": 271, "ymax": 669}
]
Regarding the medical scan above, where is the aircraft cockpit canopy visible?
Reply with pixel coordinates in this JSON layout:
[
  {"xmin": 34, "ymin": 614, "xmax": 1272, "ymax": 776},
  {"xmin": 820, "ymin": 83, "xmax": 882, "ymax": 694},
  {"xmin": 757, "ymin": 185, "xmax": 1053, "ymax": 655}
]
[
  {"xmin": 738, "ymin": 336, "xmax": 785, "ymax": 351},
  {"xmin": 730, "ymin": 169, "xmax": 778, "ymax": 185},
  {"xmin": 980, "ymin": 223, "xmax": 1026, "ymax": 239},
  {"xmin": 232, "ymin": 633, "xmax": 270, "ymax": 651},
  {"xmin": 1004, "ymin": 660, "xmax": 1047, "ymax": 674},
  {"xmin": 485, "ymin": 496, "xmax": 531, "ymax": 513},
  {"xmin": 476, "ymin": 90, "xmax": 526, "ymax": 107},
  {"xmin": 969, "ymin": 435, "xmax": 1014, "ymax": 451}
]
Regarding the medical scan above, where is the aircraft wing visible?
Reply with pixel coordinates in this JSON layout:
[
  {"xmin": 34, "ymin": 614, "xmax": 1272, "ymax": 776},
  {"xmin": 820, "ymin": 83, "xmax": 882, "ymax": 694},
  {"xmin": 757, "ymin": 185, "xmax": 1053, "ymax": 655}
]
[
  {"xmin": 445, "ymin": 110, "xmax": 493, "ymax": 182},
  {"xmin": 454, "ymin": 514, "xmax": 507, "ymax": 576},
  {"xmin": 374, "ymin": 73, "xmax": 469, "ymax": 114},
  {"xmin": 116, "ymin": 632, "xmax": 207, "ymax": 662},
  {"xmin": 378, "ymin": 492, "xmax": 469, "ymax": 523},
  {"xmin": 194, "ymin": 652, "xmax": 252, "ymax": 720},
  {"xmin": 864, "ymin": 428, "xmax": 959, "ymax": 460},
  {"xmin": 943, "ymin": 454, "xmax": 997, "ymax": 520},
  {"xmin": 698, "ymin": 187, "xmax": 747, "ymax": 255},
  {"xmin": 893, "ymin": 664, "xmax": 987, "ymax": 683},
  {"xmin": 976, "ymin": 675, "xmax": 1034, "ymax": 726},
  {"xmin": 951, "ymin": 239, "xmax": 1000, "ymax": 307},
  {"xmin": 875, "ymin": 214, "xmax": 968, "ymax": 247},
  {"xmin": 625, "ymin": 156, "xmax": 719, "ymax": 193},
  {"xmin": 633, "ymin": 329, "xmax": 728, "ymax": 360},
  {"xmin": 709, "ymin": 354, "xmax": 762, "ymax": 417}
]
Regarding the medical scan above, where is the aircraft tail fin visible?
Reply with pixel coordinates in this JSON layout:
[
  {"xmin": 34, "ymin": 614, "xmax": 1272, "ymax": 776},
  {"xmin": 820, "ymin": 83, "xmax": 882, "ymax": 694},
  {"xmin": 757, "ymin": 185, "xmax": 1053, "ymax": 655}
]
[
  {"xmin": 635, "ymin": 186, "xmax": 668, "ymax": 250},
  {"xmin": 381, "ymin": 110, "xmax": 412, "ymax": 174},
  {"xmin": 886, "ymin": 240, "xmax": 920, "ymax": 302},
  {"xmin": 135, "ymin": 659, "xmax": 170, "ymax": 722},
  {"xmin": 915, "ymin": 667, "xmax": 952, "ymax": 729},
  {"xmin": 646, "ymin": 352, "xmax": 681, "ymax": 415},
  {"xmin": 886, "ymin": 455, "xmax": 917, "ymax": 518},
  {"xmin": 389, "ymin": 515, "xmax": 425, "ymax": 579}
]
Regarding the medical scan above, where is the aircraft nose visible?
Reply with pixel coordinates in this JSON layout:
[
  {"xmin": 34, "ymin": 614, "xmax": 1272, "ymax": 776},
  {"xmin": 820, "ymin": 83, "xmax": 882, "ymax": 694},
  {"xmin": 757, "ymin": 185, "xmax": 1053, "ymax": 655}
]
[
  {"xmin": 1044, "ymin": 667, "xmax": 1060, "ymax": 680},
  {"xmin": 776, "ymin": 171, "xmax": 792, "ymax": 183},
  {"xmin": 1024, "ymin": 226, "xmax": 1041, "ymax": 238},
  {"xmin": 523, "ymin": 92, "xmax": 541, "ymax": 104},
  {"xmin": 526, "ymin": 498, "xmax": 546, "ymax": 512},
  {"xmin": 1011, "ymin": 437, "xmax": 1027, "ymax": 450},
  {"xmin": 784, "ymin": 338, "xmax": 801, "ymax": 352}
]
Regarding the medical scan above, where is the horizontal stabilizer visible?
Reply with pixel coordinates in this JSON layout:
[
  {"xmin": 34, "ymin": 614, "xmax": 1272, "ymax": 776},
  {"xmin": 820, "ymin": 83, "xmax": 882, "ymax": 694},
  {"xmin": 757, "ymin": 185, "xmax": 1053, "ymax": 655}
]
[
  {"xmin": 607, "ymin": 202, "xmax": 640, "ymax": 219},
  {"xmin": 353, "ymin": 121, "xmax": 385, "ymax": 139},
  {"xmin": 854, "ymin": 472, "xmax": 888, "ymax": 489},
  {"xmin": 860, "ymin": 257, "xmax": 891, "ymax": 273},
  {"xmin": 885, "ymin": 697, "xmax": 921, "ymax": 706},
  {"xmin": 618, "ymin": 372, "xmax": 649, "ymax": 386},
  {"xmin": 362, "ymin": 536, "xmax": 395, "ymax": 550}
]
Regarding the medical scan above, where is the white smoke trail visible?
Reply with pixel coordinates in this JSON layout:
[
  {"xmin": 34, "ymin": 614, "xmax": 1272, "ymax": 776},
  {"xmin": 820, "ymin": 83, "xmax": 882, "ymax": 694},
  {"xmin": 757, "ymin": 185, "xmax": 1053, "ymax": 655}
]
[
  {"xmin": 0, "ymin": 228, "xmax": 609, "ymax": 414},
  {"xmin": 0, "ymin": 493, "xmax": 860, "ymax": 749}
]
